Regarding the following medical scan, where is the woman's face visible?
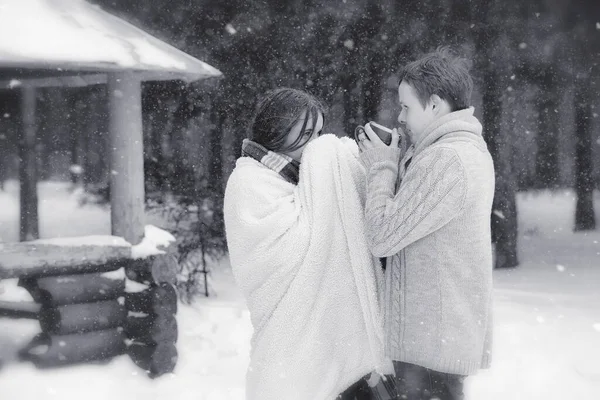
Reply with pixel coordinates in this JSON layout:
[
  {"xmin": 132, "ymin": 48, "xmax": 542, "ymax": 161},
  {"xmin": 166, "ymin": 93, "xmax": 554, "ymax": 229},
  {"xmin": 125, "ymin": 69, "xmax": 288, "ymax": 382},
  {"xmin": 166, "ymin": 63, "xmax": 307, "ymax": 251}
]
[{"xmin": 282, "ymin": 111, "xmax": 324, "ymax": 162}]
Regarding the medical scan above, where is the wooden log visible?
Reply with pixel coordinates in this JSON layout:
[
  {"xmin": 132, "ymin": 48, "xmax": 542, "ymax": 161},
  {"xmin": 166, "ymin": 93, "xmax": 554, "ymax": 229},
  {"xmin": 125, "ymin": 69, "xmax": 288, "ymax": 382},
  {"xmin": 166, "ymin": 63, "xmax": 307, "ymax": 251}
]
[
  {"xmin": 124, "ymin": 258, "xmax": 152, "ymax": 284},
  {"xmin": 19, "ymin": 273, "xmax": 125, "ymax": 306},
  {"xmin": 125, "ymin": 283, "xmax": 177, "ymax": 315},
  {"xmin": 125, "ymin": 312, "xmax": 178, "ymax": 345},
  {"xmin": 19, "ymin": 329, "xmax": 126, "ymax": 368},
  {"xmin": 125, "ymin": 254, "xmax": 177, "ymax": 285},
  {"xmin": 0, "ymin": 242, "xmax": 131, "ymax": 279},
  {"xmin": 127, "ymin": 341, "xmax": 177, "ymax": 378},
  {"xmin": 0, "ymin": 300, "xmax": 40, "ymax": 319},
  {"xmin": 108, "ymin": 72, "xmax": 145, "ymax": 245},
  {"xmin": 39, "ymin": 300, "xmax": 127, "ymax": 335}
]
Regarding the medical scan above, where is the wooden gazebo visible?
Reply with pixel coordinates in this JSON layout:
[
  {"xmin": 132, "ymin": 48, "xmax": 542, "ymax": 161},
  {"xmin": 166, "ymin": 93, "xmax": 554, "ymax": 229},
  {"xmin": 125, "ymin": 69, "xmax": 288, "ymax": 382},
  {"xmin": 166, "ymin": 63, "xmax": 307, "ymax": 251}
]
[
  {"xmin": 0, "ymin": 0, "xmax": 221, "ymax": 244},
  {"xmin": 0, "ymin": 0, "xmax": 221, "ymax": 376}
]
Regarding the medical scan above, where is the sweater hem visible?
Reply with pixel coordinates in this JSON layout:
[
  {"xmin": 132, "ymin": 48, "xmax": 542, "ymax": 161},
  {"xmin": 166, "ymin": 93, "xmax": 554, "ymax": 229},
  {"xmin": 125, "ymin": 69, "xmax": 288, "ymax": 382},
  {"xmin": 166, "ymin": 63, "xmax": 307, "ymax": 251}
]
[{"xmin": 390, "ymin": 349, "xmax": 484, "ymax": 376}]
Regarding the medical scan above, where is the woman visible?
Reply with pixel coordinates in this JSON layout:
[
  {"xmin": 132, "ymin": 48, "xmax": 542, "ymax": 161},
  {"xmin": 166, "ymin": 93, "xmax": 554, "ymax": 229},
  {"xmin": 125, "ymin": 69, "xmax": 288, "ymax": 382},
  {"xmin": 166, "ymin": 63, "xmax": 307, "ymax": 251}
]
[{"xmin": 224, "ymin": 88, "xmax": 391, "ymax": 399}]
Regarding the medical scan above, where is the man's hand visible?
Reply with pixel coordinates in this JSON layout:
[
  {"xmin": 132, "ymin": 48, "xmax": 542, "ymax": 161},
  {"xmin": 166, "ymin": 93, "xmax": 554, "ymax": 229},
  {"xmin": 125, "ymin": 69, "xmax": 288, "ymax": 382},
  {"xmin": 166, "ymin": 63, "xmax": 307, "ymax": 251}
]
[{"xmin": 357, "ymin": 123, "xmax": 402, "ymax": 152}]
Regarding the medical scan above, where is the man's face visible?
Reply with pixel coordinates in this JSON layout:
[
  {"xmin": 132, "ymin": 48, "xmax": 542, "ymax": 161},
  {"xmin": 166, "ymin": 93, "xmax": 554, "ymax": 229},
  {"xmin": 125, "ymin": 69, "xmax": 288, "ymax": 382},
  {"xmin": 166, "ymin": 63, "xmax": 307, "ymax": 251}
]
[{"xmin": 397, "ymin": 80, "xmax": 436, "ymax": 144}]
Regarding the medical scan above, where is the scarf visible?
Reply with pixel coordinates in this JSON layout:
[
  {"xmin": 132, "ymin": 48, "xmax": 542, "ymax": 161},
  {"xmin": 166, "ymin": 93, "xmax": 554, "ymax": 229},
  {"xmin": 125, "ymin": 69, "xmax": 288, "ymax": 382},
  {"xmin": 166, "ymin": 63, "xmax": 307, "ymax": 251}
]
[{"xmin": 241, "ymin": 139, "xmax": 300, "ymax": 185}]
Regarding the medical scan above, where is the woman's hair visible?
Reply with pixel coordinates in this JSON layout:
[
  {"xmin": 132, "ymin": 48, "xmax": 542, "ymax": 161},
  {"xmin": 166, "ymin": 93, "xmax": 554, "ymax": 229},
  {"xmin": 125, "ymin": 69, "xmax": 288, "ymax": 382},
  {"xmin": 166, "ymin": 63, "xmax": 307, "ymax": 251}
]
[{"xmin": 250, "ymin": 88, "xmax": 326, "ymax": 152}]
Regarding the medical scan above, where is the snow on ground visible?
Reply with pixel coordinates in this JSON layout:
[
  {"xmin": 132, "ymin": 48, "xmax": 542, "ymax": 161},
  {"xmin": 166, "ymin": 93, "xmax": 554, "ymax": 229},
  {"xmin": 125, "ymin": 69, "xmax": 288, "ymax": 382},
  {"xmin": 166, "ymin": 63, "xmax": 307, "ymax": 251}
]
[
  {"xmin": 1, "ymin": 180, "xmax": 600, "ymax": 399},
  {"xmin": 466, "ymin": 190, "xmax": 600, "ymax": 399}
]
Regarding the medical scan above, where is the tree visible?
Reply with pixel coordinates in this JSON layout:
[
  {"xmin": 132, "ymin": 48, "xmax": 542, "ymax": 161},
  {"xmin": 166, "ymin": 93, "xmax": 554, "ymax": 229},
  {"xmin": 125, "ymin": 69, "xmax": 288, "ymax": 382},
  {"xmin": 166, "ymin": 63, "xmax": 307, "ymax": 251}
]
[
  {"xmin": 567, "ymin": 1, "xmax": 599, "ymax": 231},
  {"xmin": 574, "ymin": 72, "xmax": 596, "ymax": 231},
  {"xmin": 473, "ymin": 0, "xmax": 520, "ymax": 269}
]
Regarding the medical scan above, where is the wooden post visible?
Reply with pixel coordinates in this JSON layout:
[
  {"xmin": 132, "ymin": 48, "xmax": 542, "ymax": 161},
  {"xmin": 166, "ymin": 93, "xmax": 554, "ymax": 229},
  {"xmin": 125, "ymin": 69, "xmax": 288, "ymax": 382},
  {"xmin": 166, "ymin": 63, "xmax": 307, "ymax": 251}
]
[
  {"xmin": 107, "ymin": 73, "xmax": 145, "ymax": 245},
  {"xmin": 19, "ymin": 85, "xmax": 39, "ymax": 241}
]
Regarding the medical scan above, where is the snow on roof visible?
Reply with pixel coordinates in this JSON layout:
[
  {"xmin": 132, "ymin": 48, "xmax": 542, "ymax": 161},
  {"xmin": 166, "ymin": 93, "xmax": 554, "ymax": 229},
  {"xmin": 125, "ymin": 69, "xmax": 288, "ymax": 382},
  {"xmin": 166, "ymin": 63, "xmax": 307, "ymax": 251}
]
[{"xmin": 0, "ymin": 0, "xmax": 222, "ymax": 81}]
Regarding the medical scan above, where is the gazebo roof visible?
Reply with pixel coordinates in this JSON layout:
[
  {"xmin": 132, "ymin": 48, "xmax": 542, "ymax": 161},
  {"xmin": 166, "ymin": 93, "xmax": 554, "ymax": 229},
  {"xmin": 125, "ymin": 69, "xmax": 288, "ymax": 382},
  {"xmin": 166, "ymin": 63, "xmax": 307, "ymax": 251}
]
[{"xmin": 0, "ymin": 0, "xmax": 222, "ymax": 87}]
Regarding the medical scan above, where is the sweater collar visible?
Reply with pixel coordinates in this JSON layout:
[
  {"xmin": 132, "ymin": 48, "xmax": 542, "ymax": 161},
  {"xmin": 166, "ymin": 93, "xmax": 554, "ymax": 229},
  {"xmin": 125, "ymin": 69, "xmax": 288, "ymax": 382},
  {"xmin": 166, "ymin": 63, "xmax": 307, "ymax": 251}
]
[{"xmin": 412, "ymin": 107, "xmax": 483, "ymax": 158}]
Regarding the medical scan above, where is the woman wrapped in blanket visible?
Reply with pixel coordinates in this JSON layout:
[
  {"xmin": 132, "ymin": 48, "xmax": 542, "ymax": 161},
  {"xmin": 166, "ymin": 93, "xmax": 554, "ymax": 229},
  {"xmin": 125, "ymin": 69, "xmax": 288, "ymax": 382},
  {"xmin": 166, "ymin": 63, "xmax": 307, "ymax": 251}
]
[{"xmin": 224, "ymin": 88, "xmax": 395, "ymax": 400}]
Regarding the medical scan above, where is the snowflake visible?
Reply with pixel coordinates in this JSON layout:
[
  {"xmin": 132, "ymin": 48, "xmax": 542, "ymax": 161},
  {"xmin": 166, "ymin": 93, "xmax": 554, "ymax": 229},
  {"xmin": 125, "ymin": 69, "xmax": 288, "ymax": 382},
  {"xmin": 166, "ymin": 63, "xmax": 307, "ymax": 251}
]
[
  {"xmin": 225, "ymin": 24, "xmax": 237, "ymax": 35},
  {"xmin": 8, "ymin": 79, "xmax": 21, "ymax": 89}
]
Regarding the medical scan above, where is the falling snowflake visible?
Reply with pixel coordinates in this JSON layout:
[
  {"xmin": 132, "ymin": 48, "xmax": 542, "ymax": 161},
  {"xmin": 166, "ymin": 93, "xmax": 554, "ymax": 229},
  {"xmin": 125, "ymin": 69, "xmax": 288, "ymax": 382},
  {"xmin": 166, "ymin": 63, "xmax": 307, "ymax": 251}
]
[
  {"xmin": 519, "ymin": 42, "xmax": 527, "ymax": 49},
  {"xmin": 556, "ymin": 264, "xmax": 565, "ymax": 272},
  {"xmin": 225, "ymin": 24, "xmax": 237, "ymax": 35},
  {"xmin": 536, "ymin": 316, "xmax": 545, "ymax": 323},
  {"xmin": 493, "ymin": 210, "xmax": 505, "ymax": 219},
  {"xmin": 594, "ymin": 323, "xmax": 600, "ymax": 332},
  {"xmin": 69, "ymin": 164, "xmax": 84, "ymax": 175},
  {"xmin": 596, "ymin": 22, "xmax": 600, "ymax": 30},
  {"xmin": 343, "ymin": 39, "xmax": 354, "ymax": 50}
]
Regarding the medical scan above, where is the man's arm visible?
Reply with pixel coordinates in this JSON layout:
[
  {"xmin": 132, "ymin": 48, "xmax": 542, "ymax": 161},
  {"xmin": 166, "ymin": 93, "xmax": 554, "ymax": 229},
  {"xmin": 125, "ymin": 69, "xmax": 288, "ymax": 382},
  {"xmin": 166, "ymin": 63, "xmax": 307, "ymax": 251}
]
[{"xmin": 360, "ymin": 146, "xmax": 467, "ymax": 257}]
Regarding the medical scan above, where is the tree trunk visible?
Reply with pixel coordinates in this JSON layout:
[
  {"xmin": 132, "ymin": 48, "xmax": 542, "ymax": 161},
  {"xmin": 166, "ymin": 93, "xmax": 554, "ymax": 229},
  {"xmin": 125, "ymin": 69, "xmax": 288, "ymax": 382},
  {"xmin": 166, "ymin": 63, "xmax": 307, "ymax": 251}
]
[
  {"xmin": 69, "ymin": 90, "xmax": 86, "ymax": 187},
  {"xmin": 208, "ymin": 106, "xmax": 225, "ymax": 195},
  {"xmin": 474, "ymin": 1, "xmax": 519, "ymax": 269},
  {"xmin": 534, "ymin": 74, "xmax": 560, "ymax": 188},
  {"xmin": 361, "ymin": 0, "xmax": 384, "ymax": 122},
  {"xmin": 363, "ymin": 55, "xmax": 383, "ymax": 122},
  {"xmin": 574, "ymin": 76, "xmax": 596, "ymax": 231},
  {"xmin": 342, "ymin": 74, "xmax": 360, "ymax": 137},
  {"xmin": 482, "ymin": 68, "xmax": 520, "ymax": 269},
  {"xmin": 19, "ymin": 86, "xmax": 39, "ymax": 242}
]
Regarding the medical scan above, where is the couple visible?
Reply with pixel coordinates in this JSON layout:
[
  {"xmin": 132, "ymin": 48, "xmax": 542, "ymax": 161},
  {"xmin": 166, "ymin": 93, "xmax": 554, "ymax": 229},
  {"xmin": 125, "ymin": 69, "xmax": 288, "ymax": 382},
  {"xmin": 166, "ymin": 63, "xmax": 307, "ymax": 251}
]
[{"xmin": 223, "ymin": 48, "xmax": 494, "ymax": 400}]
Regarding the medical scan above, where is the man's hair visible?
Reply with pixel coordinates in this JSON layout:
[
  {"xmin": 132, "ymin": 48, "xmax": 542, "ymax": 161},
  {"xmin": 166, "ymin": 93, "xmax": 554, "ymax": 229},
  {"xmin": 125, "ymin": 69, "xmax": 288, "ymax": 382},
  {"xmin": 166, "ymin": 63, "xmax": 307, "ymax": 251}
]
[{"xmin": 399, "ymin": 46, "xmax": 473, "ymax": 112}]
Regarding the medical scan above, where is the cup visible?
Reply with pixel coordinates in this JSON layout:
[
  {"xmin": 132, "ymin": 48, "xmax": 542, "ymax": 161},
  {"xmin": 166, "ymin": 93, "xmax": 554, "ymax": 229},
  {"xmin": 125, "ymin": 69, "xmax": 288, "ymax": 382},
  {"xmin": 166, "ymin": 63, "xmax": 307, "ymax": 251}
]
[{"xmin": 354, "ymin": 121, "xmax": 393, "ymax": 145}]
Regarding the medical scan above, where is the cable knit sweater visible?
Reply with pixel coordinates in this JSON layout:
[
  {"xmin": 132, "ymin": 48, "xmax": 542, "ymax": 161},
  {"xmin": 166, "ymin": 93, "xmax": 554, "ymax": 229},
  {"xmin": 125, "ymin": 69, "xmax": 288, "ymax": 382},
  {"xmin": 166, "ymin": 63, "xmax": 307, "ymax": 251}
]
[{"xmin": 360, "ymin": 108, "xmax": 495, "ymax": 376}]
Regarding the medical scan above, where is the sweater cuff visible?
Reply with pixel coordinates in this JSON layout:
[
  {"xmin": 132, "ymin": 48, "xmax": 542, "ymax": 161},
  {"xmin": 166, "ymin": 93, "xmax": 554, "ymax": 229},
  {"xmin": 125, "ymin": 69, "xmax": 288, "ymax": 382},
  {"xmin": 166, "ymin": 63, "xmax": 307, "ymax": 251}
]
[{"xmin": 360, "ymin": 147, "xmax": 402, "ymax": 171}]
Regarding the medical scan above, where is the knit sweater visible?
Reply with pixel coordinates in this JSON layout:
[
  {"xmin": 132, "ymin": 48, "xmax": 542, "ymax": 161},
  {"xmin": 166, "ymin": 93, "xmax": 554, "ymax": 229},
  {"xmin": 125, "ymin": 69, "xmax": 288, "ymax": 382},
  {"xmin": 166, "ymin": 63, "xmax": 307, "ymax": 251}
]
[{"xmin": 360, "ymin": 107, "xmax": 495, "ymax": 376}]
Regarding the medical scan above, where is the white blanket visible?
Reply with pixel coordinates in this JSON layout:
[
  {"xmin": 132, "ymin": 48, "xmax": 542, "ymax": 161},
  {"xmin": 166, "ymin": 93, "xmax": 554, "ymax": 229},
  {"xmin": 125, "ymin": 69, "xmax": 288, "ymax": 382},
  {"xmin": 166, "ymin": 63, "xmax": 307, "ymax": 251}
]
[{"xmin": 224, "ymin": 134, "xmax": 385, "ymax": 400}]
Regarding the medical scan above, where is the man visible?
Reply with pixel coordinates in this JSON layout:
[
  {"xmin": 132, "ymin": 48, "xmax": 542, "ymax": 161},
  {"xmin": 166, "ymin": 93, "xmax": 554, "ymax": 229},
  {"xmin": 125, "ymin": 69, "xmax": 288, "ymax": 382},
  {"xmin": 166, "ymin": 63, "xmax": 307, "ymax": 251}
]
[{"xmin": 357, "ymin": 47, "xmax": 495, "ymax": 400}]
